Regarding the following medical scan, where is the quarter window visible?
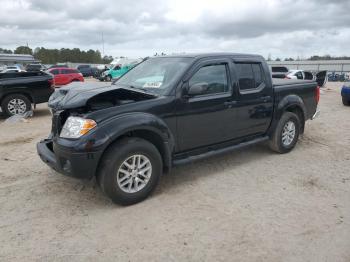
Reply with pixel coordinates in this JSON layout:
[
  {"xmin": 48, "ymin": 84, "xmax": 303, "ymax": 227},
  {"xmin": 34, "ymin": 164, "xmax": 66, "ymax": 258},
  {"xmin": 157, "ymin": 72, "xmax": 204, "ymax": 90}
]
[{"xmin": 189, "ymin": 64, "xmax": 228, "ymax": 95}]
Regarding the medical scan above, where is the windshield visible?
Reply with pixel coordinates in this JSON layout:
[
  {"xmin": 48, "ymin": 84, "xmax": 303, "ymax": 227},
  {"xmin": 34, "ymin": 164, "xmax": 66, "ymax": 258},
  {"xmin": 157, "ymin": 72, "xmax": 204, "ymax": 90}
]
[{"xmin": 117, "ymin": 57, "xmax": 193, "ymax": 95}]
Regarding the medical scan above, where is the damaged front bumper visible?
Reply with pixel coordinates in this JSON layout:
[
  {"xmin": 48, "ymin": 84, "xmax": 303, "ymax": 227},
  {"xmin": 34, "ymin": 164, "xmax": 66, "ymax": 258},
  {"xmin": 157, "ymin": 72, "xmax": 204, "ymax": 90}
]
[{"xmin": 37, "ymin": 138, "xmax": 103, "ymax": 179}]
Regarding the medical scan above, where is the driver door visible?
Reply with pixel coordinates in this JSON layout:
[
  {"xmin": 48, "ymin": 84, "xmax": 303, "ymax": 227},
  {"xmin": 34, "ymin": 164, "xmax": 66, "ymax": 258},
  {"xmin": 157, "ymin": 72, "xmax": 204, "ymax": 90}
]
[{"xmin": 176, "ymin": 59, "xmax": 237, "ymax": 151}]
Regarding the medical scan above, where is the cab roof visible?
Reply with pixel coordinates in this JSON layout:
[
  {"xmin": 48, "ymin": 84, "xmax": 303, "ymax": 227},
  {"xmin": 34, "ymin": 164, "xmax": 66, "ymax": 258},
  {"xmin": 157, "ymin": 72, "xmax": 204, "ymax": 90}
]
[{"xmin": 152, "ymin": 52, "xmax": 264, "ymax": 60}]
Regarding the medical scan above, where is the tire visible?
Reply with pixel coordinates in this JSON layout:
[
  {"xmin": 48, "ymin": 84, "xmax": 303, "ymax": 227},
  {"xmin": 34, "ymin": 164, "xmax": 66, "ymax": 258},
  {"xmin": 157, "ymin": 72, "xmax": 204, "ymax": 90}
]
[
  {"xmin": 1, "ymin": 94, "xmax": 31, "ymax": 117},
  {"xmin": 105, "ymin": 75, "xmax": 112, "ymax": 82},
  {"xmin": 97, "ymin": 137, "xmax": 163, "ymax": 205},
  {"xmin": 342, "ymin": 97, "xmax": 350, "ymax": 106},
  {"xmin": 269, "ymin": 112, "xmax": 301, "ymax": 153}
]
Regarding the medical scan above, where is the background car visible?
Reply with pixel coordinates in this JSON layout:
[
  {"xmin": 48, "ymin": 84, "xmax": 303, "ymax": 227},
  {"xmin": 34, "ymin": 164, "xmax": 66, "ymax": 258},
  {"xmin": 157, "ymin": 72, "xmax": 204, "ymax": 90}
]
[
  {"xmin": 47, "ymin": 67, "xmax": 84, "ymax": 86},
  {"xmin": 25, "ymin": 64, "xmax": 45, "ymax": 72},
  {"xmin": 99, "ymin": 64, "xmax": 135, "ymax": 81},
  {"xmin": 341, "ymin": 83, "xmax": 350, "ymax": 106},
  {"xmin": 2, "ymin": 65, "xmax": 25, "ymax": 72},
  {"xmin": 77, "ymin": 64, "xmax": 97, "ymax": 77},
  {"xmin": 1, "ymin": 69, "xmax": 22, "ymax": 73},
  {"xmin": 284, "ymin": 70, "xmax": 314, "ymax": 80},
  {"xmin": 273, "ymin": 69, "xmax": 327, "ymax": 87}
]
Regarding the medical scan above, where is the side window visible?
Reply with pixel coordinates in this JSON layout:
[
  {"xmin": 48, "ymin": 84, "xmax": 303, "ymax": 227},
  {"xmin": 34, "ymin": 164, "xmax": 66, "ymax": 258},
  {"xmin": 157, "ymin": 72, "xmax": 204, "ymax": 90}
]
[
  {"xmin": 189, "ymin": 64, "xmax": 228, "ymax": 95},
  {"xmin": 295, "ymin": 71, "xmax": 303, "ymax": 79},
  {"xmin": 236, "ymin": 63, "xmax": 265, "ymax": 91},
  {"xmin": 61, "ymin": 69, "xmax": 70, "ymax": 74},
  {"xmin": 51, "ymin": 69, "xmax": 59, "ymax": 75},
  {"xmin": 235, "ymin": 63, "xmax": 255, "ymax": 90}
]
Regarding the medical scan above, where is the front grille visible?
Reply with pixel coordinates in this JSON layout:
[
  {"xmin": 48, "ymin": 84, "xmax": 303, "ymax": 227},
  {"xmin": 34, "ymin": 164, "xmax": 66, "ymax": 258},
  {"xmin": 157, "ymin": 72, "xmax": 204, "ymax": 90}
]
[{"xmin": 51, "ymin": 110, "xmax": 68, "ymax": 136}]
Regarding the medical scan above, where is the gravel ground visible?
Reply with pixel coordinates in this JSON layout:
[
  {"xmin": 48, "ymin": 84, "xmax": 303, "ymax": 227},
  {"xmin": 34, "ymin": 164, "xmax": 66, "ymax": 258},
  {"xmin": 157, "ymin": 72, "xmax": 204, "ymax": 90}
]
[{"xmin": 0, "ymin": 82, "xmax": 349, "ymax": 262}]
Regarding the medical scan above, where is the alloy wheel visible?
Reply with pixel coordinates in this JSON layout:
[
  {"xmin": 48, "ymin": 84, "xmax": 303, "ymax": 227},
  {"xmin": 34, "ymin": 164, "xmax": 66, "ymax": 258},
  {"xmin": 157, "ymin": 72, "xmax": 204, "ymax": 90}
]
[{"xmin": 116, "ymin": 154, "xmax": 152, "ymax": 193}]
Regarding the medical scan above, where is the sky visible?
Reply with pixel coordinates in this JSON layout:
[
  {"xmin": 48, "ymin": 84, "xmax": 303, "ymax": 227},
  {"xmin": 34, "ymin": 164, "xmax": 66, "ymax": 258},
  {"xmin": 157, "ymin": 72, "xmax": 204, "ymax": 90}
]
[{"xmin": 0, "ymin": 0, "xmax": 349, "ymax": 59}]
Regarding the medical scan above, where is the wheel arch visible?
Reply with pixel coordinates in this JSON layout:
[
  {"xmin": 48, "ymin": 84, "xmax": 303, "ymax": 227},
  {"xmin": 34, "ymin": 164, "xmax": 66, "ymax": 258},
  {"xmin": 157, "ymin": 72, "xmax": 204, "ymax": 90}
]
[
  {"xmin": 93, "ymin": 114, "xmax": 175, "ymax": 176},
  {"xmin": 0, "ymin": 91, "xmax": 34, "ymax": 105},
  {"xmin": 268, "ymin": 95, "xmax": 307, "ymax": 136},
  {"xmin": 96, "ymin": 128, "xmax": 172, "ymax": 175},
  {"xmin": 284, "ymin": 104, "xmax": 305, "ymax": 133}
]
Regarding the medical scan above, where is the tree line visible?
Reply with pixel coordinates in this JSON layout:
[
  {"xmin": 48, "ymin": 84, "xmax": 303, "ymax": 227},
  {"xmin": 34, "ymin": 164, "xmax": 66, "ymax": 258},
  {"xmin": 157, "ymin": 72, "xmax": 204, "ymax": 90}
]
[
  {"xmin": 268, "ymin": 54, "xmax": 350, "ymax": 62},
  {"xmin": 0, "ymin": 46, "xmax": 113, "ymax": 64}
]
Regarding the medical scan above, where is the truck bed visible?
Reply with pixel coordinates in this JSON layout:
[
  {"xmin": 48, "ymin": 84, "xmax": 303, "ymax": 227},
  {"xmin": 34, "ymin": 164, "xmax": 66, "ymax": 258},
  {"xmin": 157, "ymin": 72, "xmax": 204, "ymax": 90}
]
[{"xmin": 272, "ymin": 78, "xmax": 318, "ymax": 121}]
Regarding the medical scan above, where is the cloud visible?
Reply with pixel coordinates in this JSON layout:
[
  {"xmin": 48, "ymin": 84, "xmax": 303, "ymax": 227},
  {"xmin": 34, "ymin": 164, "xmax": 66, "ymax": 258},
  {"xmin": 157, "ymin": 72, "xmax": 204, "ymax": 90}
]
[{"xmin": 0, "ymin": 0, "xmax": 349, "ymax": 58}]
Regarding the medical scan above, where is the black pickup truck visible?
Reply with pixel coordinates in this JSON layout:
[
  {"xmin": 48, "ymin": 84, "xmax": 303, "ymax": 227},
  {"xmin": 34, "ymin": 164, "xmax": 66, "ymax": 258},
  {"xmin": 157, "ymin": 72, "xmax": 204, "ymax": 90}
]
[
  {"xmin": 37, "ymin": 53, "xmax": 320, "ymax": 205},
  {"xmin": 0, "ymin": 71, "xmax": 54, "ymax": 117}
]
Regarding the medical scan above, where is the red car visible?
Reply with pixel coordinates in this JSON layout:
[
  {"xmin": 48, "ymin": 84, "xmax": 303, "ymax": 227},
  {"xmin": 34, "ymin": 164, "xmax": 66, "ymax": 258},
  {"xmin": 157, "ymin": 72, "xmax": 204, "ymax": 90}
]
[{"xmin": 47, "ymin": 67, "xmax": 84, "ymax": 86}]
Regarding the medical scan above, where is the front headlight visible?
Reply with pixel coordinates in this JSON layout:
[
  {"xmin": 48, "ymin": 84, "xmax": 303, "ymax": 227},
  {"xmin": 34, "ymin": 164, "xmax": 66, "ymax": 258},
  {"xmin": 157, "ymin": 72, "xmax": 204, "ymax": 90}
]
[{"xmin": 60, "ymin": 116, "xmax": 97, "ymax": 139}]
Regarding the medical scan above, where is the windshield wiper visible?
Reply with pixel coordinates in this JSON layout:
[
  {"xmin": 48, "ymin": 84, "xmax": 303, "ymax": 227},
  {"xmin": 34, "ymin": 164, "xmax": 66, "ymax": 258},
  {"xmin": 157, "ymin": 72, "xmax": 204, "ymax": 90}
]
[{"xmin": 128, "ymin": 85, "xmax": 152, "ymax": 93}]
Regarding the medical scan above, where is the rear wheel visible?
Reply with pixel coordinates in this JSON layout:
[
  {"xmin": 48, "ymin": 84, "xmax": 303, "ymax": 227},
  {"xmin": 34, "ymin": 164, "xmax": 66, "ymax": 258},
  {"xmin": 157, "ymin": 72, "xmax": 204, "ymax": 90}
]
[
  {"xmin": 269, "ymin": 112, "xmax": 301, "ymax": 153},
  {"xmin": 342, "ymin": 97, "xmax": 350, "ymax": 106},
  {"xmin": 1, "ymin": 94, "xmax": 31, "ymax": 117},
  {"xmin": 97, "ymin": 137, "xmax": 162, "ymax": 205}
]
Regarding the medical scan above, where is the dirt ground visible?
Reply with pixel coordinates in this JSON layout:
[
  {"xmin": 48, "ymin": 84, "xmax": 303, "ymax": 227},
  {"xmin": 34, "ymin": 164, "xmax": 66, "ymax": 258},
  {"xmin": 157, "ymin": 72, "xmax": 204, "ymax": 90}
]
[{"xmin": 0, "ymin": 81, "xmax": 349, "ymax": 262}]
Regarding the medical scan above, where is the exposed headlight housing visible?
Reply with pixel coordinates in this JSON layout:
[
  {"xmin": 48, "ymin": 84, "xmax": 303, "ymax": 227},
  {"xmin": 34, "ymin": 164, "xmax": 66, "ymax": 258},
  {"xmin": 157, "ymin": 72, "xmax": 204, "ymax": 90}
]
[{"xmin": 60, "ymin": 116, "xmax": 96, "ymax": 139}]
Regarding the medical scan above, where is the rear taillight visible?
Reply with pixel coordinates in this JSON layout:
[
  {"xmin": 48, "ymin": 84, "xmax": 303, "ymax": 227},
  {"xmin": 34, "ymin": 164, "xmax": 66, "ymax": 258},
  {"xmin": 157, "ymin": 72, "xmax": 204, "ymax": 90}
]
[
  {"xmin": 315, "ymin": 86, "xmax": 320, "ymax": 104},
  {"xmin": 48, "ymin": 78, "xmax": 55, "ymax": 89}
]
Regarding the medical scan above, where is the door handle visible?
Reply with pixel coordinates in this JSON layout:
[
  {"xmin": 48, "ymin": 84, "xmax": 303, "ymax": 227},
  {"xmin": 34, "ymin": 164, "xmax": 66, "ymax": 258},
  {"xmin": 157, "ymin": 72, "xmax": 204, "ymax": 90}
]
[
  {"xmin": 260, "ymin": 96, "xmax": 271, "ymax": 102},
  {"xmin": 224, "ymin": 101, "xmax": 237, "ymax": 108}
]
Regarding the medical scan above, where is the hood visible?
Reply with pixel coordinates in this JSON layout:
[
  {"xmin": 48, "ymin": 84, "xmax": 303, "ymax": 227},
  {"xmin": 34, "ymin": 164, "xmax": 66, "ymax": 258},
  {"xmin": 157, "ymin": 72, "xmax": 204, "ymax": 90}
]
[{"xmin": 48, "ymin": 82, "xmax": 156, "ymax": 111}]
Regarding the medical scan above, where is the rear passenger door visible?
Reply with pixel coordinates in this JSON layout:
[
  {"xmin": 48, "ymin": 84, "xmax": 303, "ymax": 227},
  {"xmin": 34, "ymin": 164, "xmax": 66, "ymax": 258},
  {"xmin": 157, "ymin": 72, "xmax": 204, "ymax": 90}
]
[{"xmin": 233, "ymin": 61, "xmax": 273, "ymax": 137}]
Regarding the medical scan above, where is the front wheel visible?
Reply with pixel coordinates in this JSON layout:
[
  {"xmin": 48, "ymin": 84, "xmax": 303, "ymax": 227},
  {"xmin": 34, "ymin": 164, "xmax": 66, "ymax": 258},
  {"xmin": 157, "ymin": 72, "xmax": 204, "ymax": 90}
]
[
  {"xmin": 269, "ymin": 112, "xmax": 301, "ymax": 153},
  {"xmin": 97, "ymin": 138, "xmax": 162, "ymax": 205},
  {"xmin": 105, "ymin": 75, "xmax": 112, "ymax": 82},
  {"xmin": 342, "ymin": 97, "xmax": 350, "ymax": 106}
]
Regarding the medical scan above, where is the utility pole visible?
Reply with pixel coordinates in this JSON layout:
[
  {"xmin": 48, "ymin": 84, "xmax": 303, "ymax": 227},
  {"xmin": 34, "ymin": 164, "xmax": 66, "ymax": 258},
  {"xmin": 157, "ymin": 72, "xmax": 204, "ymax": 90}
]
[{"xmin": 101, "ymin": 32, "xmax": 105, "ymax": 56}]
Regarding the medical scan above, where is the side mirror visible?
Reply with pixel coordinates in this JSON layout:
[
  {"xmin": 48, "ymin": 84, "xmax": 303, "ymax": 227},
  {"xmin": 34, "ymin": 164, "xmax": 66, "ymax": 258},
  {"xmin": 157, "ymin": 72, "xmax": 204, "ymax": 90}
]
[{"xmin": 188, "ymin": 82, "xmax": 208, "ymax": 96}]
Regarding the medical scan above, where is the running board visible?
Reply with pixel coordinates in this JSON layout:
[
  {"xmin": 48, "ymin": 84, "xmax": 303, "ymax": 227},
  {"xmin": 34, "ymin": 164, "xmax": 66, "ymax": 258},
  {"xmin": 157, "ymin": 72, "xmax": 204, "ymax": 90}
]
[{"xmin": 173, "ymin": 136, "xmax": 269, "ymax": 166}]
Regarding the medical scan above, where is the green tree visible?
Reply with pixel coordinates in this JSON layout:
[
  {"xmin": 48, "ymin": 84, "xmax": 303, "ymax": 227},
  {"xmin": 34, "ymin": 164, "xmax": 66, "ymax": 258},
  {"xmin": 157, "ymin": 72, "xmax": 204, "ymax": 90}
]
[
  {"xmin": 32, "ymin": 46, "xmax": 113, "ymax": 64},
  {"xmin": 14, "ymin": 46, "xmax": 33, "ymax": 55},
  {"xmin": 0, "ymin": 48, "xmax": 13, "ymax": 54},
  {"xmin": 102, "ymin": 55, "xmax": 113, "ymax": 64}
]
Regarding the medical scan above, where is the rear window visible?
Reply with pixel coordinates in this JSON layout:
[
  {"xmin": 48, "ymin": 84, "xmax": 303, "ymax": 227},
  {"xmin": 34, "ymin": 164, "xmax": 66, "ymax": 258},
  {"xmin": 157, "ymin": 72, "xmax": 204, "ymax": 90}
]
[
  {"xmin": 27, "ymin": 64, "xmax": 40, "ymax": 68},
  {"xmin": 271, "ymin": 66, "xmax": 288, "ymax": 73}
]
